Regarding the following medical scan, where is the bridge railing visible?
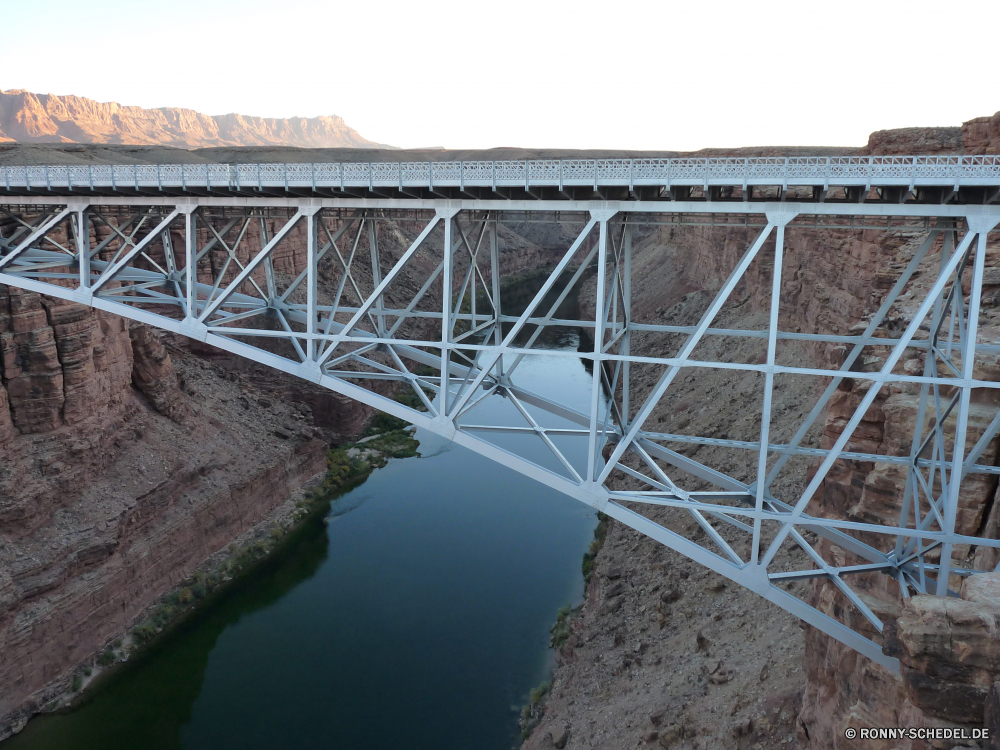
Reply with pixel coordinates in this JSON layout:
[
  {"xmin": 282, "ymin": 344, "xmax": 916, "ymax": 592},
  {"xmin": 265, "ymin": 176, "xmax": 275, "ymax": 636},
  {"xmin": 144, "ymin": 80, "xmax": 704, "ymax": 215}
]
[{"xmin": 4, "ymin": 155, "xmax": 1000, "ymax": 192}]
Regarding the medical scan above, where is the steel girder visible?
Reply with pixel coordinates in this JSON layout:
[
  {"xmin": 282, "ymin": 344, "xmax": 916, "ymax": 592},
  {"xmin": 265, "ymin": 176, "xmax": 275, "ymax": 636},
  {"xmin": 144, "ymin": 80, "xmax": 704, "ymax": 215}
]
[
  {"xmin": 2, "ymin": 197, "xmax": 1000, "ymax": 673},
  {"xmin": 2, "ymin": 155, "xmax": 1000, "ymax": 203}
]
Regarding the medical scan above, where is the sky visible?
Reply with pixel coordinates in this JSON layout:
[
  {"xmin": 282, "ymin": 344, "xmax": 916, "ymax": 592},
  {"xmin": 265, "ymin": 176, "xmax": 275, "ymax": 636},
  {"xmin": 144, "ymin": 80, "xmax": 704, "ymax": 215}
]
[{"xmin": 2, "ymin": 0, "xmax": 998, "ymax": 152}]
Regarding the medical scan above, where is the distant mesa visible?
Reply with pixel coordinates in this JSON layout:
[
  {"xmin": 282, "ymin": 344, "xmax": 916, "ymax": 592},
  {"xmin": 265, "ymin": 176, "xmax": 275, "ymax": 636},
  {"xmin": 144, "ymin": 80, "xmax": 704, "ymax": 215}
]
[{"xmin": 0, "ymin": 89, "xmax": 396, "ymax": 150}]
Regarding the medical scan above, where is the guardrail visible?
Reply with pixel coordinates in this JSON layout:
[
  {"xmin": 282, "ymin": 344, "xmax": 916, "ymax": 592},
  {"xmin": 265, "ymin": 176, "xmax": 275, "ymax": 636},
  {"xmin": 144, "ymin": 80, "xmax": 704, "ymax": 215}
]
[{"xmin": 3, "ymin": 155, "xmax": 1000, "ymax": 193}]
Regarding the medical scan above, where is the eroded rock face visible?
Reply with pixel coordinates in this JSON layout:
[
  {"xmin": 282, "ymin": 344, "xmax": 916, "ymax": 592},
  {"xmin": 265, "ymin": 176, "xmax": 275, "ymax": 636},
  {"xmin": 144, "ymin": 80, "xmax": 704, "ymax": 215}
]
[
  {"xmin": 128, "ymin": 322, "xmax": 185, "ymax": 419},
  {"xmin": 862, "ymin": 127, "xmax": 963, "ymax": 156},
  {"xmin": 889, "ymin": 586, "xmax": 1000, "ymax": 724},
  {"xmin": 963, "ymin": 112, "xmax": 1000, "ymax": 155},
  {"xmin": 800, "ymin": 575, "xmax": 1000, "ymax": 749},
  {"xmin": 796, "ymin": 113, "xmax": 1000, "ymax": 748},
  {"xmin": 0, "ymin": 89, "xmax": 390, "ymax": 149},
  {"xmin": 0, "ymin": 287, "xmax": 138, "ymax": 433},
  {"xmin": 0, "ymin": 327, "xmax": 332, "ymax": 738},
  {"xmin": 799, "ymin": 366, "xmax": 1000, "ymax": 747}
]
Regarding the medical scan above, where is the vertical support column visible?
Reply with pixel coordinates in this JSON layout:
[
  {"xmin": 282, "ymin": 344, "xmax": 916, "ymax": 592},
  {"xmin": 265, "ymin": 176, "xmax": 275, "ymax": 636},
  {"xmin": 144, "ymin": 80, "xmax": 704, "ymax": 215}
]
[
  {"xmin": 368, "ymin": 213, "xmax": 384, "ymax": 337},
  {"xmin": 621, "ymin": 220, "xmax": 632, "ymax": 422},
  {"xmin": 440, "ymin": 212, "xmax": 454, "ymax": 421},
  {"xmin": 471, "ymin": 226, "xmax": 477, "ymax": 333},
  {"xmin": 896, "ymin": 226, "xmax": 954, "ymax": 568},
  {"xmin": 184, "ymin": 207, "xmax": 197, "ymax": 320},
  {"xmin": 260, "ymin": 216, "xmax": 277, "ymax": 300},
  {"xmin": 490, "ymin": 212, "xmax": 503, "ymax": 381},
  {"xmin": 587, "ymin": 213, "xmax": 610, "ymax": 483},
  {"xmin": 937, "ymin": 218, "xmax": 997, "ymax": 593},
  {"xmin": 306, "ymin": 209, "xmax": 319, "ymax": 363},
  {"xmin": 752, "ymin": 213, "xmax": 791, "ymax": 565},
  {"xmin": 76, "ymin": 206, "xmax": 90, "ymax": 291}
]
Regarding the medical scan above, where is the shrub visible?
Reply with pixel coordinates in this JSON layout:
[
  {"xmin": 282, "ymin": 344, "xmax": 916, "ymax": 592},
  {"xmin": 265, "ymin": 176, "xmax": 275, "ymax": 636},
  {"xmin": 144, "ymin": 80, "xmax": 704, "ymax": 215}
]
[
  {"xmin": 550, "ymin": 605, "xmax": 575, "ymax": 648},
  {"xmin": 529, "ymin": 682, "xmax": 550, "ymax": 705},
  {"xmin": 393, "ymin": 390, "xmax": 426, "ymax": 411},
  {"xmin": 132, "ymin": 624, "xmax": 156, "ymax": 644},
  {"xmin": 519, "ymin": 680, "xmax": 552, "ymax": 740},
  {"xmin": 365, "ymin": 412, "xmax": 409, "ymax": 435},
  {"xmin": 582, "ymin": 512, "xmax": 610, "ymax": 583},
  {"xmin": 71, "ymin": 674, "xmax": 83, "ymax": 692},
  {"xmin": 97, "ymin": 648, "xmax": 115, "ymax": 667}
]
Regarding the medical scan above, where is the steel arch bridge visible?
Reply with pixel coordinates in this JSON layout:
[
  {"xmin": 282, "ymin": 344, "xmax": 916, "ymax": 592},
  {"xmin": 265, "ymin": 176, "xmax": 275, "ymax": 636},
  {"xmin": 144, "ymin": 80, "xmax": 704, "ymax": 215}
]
[{"xmin": 2, "ymin": 156, "xmax": 1000, "ymax": 673}]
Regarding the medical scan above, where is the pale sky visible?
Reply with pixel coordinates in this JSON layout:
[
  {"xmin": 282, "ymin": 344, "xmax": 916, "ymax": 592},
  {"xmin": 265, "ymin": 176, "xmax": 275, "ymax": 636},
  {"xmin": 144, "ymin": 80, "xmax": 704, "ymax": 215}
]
[{"xmin": 2, "ymin": 0, "xmax": 998, "ymax": 151}]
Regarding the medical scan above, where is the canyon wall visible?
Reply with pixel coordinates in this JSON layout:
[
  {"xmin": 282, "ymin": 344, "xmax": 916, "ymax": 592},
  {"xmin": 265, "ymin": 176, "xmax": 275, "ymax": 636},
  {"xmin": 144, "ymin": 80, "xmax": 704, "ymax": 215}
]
[
  {"xmin": 963, "ymin": 113, "xmax": 1000, "ymax": 155},
  {"xmin": 524, "ymin": 115, "xmax": 1000, "ymax": 750},
  {"xmin": 667, "ymin": 183, "xmax": 1000, "ymax": 750},
  {"xmin": 0, "ymin": 203, "xmax": 565, "ymax": 738},
  {"xmin": 0, "ymin": 89, "xmax": 393, "ymax": 149},
  {"xmin": 0, "ymin": 218, "xmax": 359, "ymax": 737},
  {"xmin": 0, "ymin": 271, "xmax": 339, "ymax": 735}
]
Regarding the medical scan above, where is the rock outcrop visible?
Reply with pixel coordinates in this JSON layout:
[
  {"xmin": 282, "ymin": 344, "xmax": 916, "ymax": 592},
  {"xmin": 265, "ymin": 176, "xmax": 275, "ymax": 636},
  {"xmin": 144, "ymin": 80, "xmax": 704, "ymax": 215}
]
[
  {"xmin": 963, "ymin": 112, "xmax": 1000, "ymax": 155},
  {"xmin": 0, "ymin": 89, "xmax": 393, "ymax": 149},
  {"xmin": 861, "ymin": 111, "xmax": 1000, "ymax": 156},
  {"xmin": 523, "ymin": 114, "xmax": 1000, "ymax": 750},
  {"xmin": 862, "ymin": 127, "xmax": 963, "ymax": 156},
  {"xmin": 0, "ymin": 185, "xmax": 570, "ymax": 738}
]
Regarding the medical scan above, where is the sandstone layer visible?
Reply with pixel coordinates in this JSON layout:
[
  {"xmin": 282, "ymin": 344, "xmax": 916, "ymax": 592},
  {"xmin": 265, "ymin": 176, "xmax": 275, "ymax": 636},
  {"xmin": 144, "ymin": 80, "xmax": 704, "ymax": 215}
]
[
  {"xmin": 0, "ymin": 89, "xmax": 393, "ymax": 149},
  {"xmin": 0, "ymin": 282, "xmax": 341, "ymax": 736},
  {"xmin": 521, "ymin": 117, "xmax": 1000, "ymax": 750},
  {"xmin": 0, "ymin": 186, "xmax": 569, "ymax": 738}
]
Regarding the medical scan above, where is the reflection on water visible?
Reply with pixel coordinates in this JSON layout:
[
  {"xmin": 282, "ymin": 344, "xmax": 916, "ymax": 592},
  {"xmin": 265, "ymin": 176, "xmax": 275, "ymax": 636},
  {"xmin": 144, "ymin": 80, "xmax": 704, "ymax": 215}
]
[
  {"xmin": 7, "ymin": 269, "xmax": 601, "ymax": 750},
  {"xmin": 5, "ymin": 515, "xmax": 332, "ymax": 750}
]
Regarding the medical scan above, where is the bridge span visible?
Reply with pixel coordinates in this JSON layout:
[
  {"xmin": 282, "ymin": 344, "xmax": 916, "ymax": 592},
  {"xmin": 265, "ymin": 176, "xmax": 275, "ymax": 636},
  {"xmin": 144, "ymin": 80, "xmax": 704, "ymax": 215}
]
[{"xmin": 2, "ymin": 156, "xmax": 1000, "ymax": 672}]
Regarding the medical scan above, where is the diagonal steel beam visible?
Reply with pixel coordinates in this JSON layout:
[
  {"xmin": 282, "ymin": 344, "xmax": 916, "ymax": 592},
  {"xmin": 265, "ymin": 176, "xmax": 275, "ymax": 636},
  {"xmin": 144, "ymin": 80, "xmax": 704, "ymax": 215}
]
[
  {"xmin": 597, "ymin": 222, "xmax": 776, "ymax": 485},
  {"xmin": 199, "ymin": 210, "xmax": 305, "ymax": 322},
  {"xmin": 0, "ymin": 208, "xmax": 74, "ymax": 270},
  {"xmin": 448, "ymin": 216, "xmax": 599, "ymax": 421},
  {"xmin": 760, "ymin": 224, "xmax": 983, "ymax": 569},
  {"xmin": 317, "ymin": 212, "xmax": 443, "ymax": 365},
  {"xmin": 91, "ymin": 209, "xmax": 181, "ymax": 292}
]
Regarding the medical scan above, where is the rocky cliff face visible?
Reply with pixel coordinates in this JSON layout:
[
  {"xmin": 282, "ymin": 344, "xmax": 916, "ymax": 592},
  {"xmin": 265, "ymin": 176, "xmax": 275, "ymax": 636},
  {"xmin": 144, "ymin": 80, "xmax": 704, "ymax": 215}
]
[
  {"xmin": 0, "ymin": 197, "xmax": 566, "ymax": 737},
  {"xmin": 523, "ymin": 116, "xmax": 1000, "ymax": 750},
  {"xmin": 862, "ymin": 127, "xmax": 963, "ymax": 156},
  {"xmin": 0, "ymin": 89, "xmax": 393, "ymax": 149},
  {"xmin": 861, "ymin": 111, "xmax": 1000, "ymax": 156},
  {"xmin": 963, "ymin": 113, "xmax": 1000, "ymax": 155},
  {"xmin": 0, "ymin": 274, "xmax": 340, "ymax": 735}
]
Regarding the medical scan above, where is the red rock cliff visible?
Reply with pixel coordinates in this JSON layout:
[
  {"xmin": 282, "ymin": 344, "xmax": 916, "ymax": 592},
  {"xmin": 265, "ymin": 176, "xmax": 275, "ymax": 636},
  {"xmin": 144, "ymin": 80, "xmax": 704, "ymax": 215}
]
[{"xmin": 0, "ymin": 89, "xmax": 393, "ymax": 149}]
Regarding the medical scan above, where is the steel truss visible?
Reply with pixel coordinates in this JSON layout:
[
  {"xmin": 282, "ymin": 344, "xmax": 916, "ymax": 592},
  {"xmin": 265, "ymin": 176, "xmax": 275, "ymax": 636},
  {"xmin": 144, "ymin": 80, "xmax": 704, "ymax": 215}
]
[
  {"xmin": 2, "ymin": 154, "xmax": 999, "ymax": 203},
  {"xmin": 2, "ymin": 193, "xmax": 999, "ymax": 672}
]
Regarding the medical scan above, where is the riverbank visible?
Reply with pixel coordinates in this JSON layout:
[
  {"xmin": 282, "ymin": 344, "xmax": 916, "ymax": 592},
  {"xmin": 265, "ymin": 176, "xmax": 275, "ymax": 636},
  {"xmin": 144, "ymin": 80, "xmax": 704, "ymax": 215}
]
[
  {"xmin": 520, "ymin": 512, "xmax": 609, "ymax": 743},
  {"xmin": 1, "ymin": 423, "xmax": 420, "ymax": 741}
]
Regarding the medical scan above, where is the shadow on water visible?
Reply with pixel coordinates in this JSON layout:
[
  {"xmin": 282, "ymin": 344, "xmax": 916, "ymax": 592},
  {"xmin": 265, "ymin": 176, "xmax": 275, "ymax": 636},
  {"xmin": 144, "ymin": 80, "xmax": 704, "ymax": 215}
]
[
  {"xmin": 496, "ymin": 269, "xmax": 589, "ymax": 352},
  {"xmin": 4, "ymin": 509, "xmax": 335, "ymax": 750}
]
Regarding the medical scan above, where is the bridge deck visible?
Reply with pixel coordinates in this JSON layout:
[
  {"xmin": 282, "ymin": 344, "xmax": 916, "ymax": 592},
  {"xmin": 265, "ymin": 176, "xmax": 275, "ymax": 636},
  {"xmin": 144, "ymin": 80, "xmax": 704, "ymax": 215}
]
[{"xmin": 2, "ymin": 155, "xmax": 999, "ymax": 203}]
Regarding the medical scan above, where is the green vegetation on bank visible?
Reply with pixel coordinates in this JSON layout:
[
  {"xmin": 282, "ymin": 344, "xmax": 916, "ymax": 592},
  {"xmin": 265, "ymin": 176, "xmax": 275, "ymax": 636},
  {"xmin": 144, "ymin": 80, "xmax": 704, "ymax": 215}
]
[
  {"xmin": 550, "ymin": 604, "xmax": 578, "ymax": 648},
  {"xmin": 522, "ymin": 510, "xmax": 611, "ymax": 741},
  {"xmin": 581, "ymin": 511, "xmax": 609, "ymax": 583},
  {"xmin": 519, "ymin": 680, "xmax": 551, "ymax": 740},
  {"xmin": 126, "ymin": 409, "xmax": 421, "ymax": 652}
]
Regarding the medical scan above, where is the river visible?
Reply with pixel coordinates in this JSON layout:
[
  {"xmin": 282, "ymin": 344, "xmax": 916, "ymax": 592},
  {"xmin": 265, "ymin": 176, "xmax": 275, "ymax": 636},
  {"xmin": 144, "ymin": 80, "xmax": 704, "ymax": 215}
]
[{"xmin": 6, "ymin": 272, "xmax": 603, "ymax": 750}]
